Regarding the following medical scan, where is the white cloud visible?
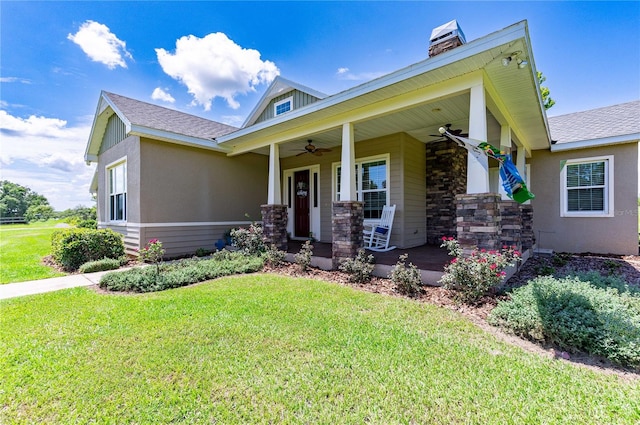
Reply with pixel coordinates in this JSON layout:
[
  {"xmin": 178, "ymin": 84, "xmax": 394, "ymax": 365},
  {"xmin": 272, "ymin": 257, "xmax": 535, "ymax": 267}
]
[
  {"xmin": 151, "ymin": 87, "xmax": 175, "ymax": 103},
  {"xmin": 156, "ymin": 32, "xmax": 279, "ymax": 110},
  {"xmin": 0, "ymin": 77, "xmax": 31, "ymax": 84},
  {"xmin": 68, "ymin": 20, "xmax": 133, "ymax": 69},
  {"xmin": 336, "ymin": 67, "xmax": 385, "ymax": 81},
  {"xmin": 0, "ymin": 110, "xmax": 94, "ymax": 210}
]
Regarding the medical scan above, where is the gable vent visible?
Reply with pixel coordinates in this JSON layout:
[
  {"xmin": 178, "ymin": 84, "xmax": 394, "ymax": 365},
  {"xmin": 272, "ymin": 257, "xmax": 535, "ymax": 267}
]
[{"xmin": 429, "ymin": 20, "xmax": 466, "ymax": 57}]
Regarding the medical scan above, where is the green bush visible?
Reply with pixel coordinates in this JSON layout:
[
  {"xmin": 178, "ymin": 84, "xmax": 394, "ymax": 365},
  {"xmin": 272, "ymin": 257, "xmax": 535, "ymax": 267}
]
[
  {"xmin": 263, "ymin": 244, "xmax": 286, "ymax": 267},
  {"xmin": 99, "ymin": 251, "xmax": 264, "ymax": 293},
  {"xmin": 51, "ymin": 228, "xmax": 125, "ymax": 271},
  {"xmin": 294, "ymin": 240, "xmax": 313, "ymax": 272},
  {"xmin": 339, "ymin": 249, "xmax": 375, "ymax": 283},
  {"xmin": 488, "ymin": 275, "xmax": 640, "ymax": 368},
  {"xmin": 78, "ymin": 257, "xmax": 124, "ymax": 273},
  {"xmin": 231, "ymin": 223, "xmax": 265, "ymax": 255},
  {"xmin": 388, "ymin": 254, "xmax": 422, "ymax": 297}
]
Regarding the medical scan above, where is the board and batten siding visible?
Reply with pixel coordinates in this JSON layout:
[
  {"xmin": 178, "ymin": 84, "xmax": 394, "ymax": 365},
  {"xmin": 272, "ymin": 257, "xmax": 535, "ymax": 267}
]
[
  {"xmin": 254, "ymin": 90, "xmax": 321, "ymax": 124},
  {"xmin": 99, "ymin": 114, "xmax": 127, "ymax": 155},
  {"xmin": 400, "ymin": 134, "xmax": 427, "ymax": 248}
]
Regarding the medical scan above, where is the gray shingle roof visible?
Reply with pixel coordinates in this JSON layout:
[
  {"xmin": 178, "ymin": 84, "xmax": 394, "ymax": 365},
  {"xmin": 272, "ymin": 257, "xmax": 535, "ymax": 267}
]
[
  {"xmin": 104, "ymin": 92, "xmax": 238, "ymax": 140},
  {"xmin": 548, "ymin": 100, "xmax": 640, "ymax": 144}
]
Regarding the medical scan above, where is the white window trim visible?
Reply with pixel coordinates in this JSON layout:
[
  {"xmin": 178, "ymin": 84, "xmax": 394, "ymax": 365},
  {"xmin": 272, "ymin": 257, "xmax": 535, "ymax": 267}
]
[
  {"xmin": 274, "ymin": 97, "xmax": 293, "ymax": 116},
  {"xmin": 332, "ymin": 153, "xmax": 390, "ymax": 223},
  {"xmin": 560, "ymin": 155, "xmax": 614, "ymax": 218},
  {"xmin": 106, "ymin": 156, "xmax": 127, "ymax": 223}
]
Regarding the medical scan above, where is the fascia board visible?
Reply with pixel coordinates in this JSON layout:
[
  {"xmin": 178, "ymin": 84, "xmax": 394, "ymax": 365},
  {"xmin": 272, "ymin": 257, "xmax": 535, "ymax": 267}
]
[
  {"xmin": 550, "ymin": 134, "xmax": 640, "ymax": 152},
  {"xmin": 218, "ymin": 21, "xmax": 528, "ymax": 146},
  {"xmin": 129, "ymin": 125, "xmax": 231, "ymax": 153}
]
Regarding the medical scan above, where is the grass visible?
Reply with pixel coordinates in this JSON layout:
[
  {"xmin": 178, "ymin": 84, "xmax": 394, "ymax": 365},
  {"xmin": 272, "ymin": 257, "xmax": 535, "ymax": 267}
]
[
  {"xmin": 0, "ymin": 219, "xmax": 66, "ymax": 284},
  {"xmin": 1, "ymin": 274, "xmax": 638, "ymax": 424}
]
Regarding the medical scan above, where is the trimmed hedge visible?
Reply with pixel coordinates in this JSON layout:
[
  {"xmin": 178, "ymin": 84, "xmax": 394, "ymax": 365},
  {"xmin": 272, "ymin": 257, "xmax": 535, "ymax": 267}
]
[
  {"xmin": 99, "ymin": 251, "xmax": 264, "ymax": 293},
  {"xmin": 52, "ymin": 228, "xmax": 125, "ymax": 271},
  {"xmin": 488, "ymin": 274, "xmax": 640, "ymax": 368},
  {"xmin": 78, "ymin": 257, "xmax": 124, "ymax": 273}
]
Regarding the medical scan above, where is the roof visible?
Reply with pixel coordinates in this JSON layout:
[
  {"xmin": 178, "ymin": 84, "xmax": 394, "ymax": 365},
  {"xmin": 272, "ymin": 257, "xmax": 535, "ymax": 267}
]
[
  {"xmin": 548, "ymin": 100, "xmax": 640, "ymax": 151},
  {"xmin": 85, "ymin": 92, "xmax": 238, "ymax": 162},
  {"xmin": 217, "ymin": 20, "xmax": 551, "ymax": 155},
  {"xmin": 242, "ymin": 76, "xmax": 327, "ymax": 127}
]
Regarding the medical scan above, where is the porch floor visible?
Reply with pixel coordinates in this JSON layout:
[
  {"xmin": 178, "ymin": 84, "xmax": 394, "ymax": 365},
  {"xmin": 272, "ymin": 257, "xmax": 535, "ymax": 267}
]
[{"xmin": 286, "ymin": 240, "xmax": 450, "ymax": 272}]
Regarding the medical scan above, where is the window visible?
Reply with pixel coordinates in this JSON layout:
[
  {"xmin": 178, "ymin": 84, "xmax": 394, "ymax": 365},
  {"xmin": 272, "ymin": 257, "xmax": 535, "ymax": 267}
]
[
  {"xmin": 108, "ymin": 160, "xmax": 127, "ymax": 221},
  {"xmin": 561, "ymin": 156, "xmax": 613, "ymax": 217},
  {"xmin": 334, "ymin": 156, "xmax": 389, "ymax": 219},
  {"xmin": 274, "ymin": 97, "xmax": 292, "ymax": 116}
]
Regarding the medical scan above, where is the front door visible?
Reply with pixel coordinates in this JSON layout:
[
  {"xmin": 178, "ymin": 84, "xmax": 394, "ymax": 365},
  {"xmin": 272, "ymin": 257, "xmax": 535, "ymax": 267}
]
[{"xmin": 294, "ymin": 170, "xmax": 310, "ymax": 238}]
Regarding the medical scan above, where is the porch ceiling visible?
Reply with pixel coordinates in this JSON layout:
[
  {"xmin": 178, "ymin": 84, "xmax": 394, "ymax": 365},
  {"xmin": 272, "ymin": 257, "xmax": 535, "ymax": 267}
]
[{"xmin": 223, "ymin": 21, "xmax": 550, "ymax": 158}]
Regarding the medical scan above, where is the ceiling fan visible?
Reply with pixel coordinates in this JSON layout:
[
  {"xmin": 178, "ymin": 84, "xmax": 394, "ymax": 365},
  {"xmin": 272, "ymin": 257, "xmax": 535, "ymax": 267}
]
[
  {"xmin": 296, "ymin": 140, "xmax": 332, "ymax": 156},
  {"xmin": 428, "ymin": 123, "xmax": 468, "ymax": 141}
]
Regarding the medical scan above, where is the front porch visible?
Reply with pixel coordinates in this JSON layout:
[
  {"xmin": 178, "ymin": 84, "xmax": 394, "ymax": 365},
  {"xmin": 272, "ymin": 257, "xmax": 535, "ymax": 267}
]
[{"xmin": 287, "ymin": 240, "xmax": 450, "ymax": 285}]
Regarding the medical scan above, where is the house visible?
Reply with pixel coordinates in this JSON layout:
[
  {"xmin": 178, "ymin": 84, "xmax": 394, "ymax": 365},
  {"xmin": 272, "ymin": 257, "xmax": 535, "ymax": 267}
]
[{"xmin": 85, "ymin": 20, "xmax": 639, "ymax": 265}]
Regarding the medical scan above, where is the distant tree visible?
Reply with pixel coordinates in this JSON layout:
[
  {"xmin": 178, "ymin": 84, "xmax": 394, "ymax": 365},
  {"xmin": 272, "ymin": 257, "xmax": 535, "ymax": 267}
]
[
  {"xmin": 0, "ymin": 181, "xmax": 51, "ymax": 219},
  {"xmin": 537, "ymin": 71, "xmax": 555, "ymax": 110},
  {"xmin": 58, "ymin": 205, "xmax": 96, "ymax": 221},
  {"xmin": 25, "ymin": 204, "xmax": 55, "ymax": 222}
]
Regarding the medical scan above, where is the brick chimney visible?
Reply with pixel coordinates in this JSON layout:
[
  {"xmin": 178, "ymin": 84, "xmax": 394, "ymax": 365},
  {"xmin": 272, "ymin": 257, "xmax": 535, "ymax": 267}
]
[{"xmin": 429, "ymin": 20, "xmax": 466, "ymax": 57}]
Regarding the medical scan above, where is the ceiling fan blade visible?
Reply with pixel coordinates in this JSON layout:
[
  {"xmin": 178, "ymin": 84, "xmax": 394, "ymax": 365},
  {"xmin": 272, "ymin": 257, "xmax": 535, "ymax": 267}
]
[
  {"xmin": 313, "ymin": 151, "xmax": 323, "ymax": 156},
  {"xmin": 296, "ymin": 151, "xmax": 308, "ymax": 156},
  {"xmin": 315, "ymin": 148, "xmax": 332, "ymax": 153}
]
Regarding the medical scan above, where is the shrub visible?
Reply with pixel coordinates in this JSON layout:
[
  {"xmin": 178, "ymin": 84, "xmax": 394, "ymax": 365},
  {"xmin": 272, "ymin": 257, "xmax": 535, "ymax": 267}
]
[
  {"xmin": 195, "ymin": 247, "xmax": 213, "ymax": 257},
  {"xmin": 388, "ymin": 254, "xmax": 421, "ymax": 297},
  {"xmin": 51, "ymin": 228, "xmax": 125, "ymax": 271},
  {"xmin": 138, "ymin": 239, "xmax": 165, "ymax": 283},
  {"xmin": 78, "ymin": 257, "xmax": 124, "ymax": 273},
  {"xmin": 264, "ymin": 244, "xmax": 286, "ymax": 267},
  {"xmin": 231, "ymin": 223, "xmax": 265, "ymax": 255},
  {"xmin": 488, "ymin": 275, "xmax": 640, "ymax": 368},
  {"xmin": 339, "ymin": 249, "xmax": 375, "ymax": 283},
  {"xmin": 99, "ymin": 251, "xmax": 264, "ymax": 293},
  {"xmin": 294, "ymin": 240, "xmax": 313, "ymax": 272},
  {"xmin": 439, "ymin": 237, "xmax": 520, "ymax": 304}
]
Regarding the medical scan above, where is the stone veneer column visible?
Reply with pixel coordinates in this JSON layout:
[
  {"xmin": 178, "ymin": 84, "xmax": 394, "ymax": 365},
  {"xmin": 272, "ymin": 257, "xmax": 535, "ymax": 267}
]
[
  {"xmin": 332, "ymin": 201, "xmax": 363, "ymax": 269},
  {"xmin": 499, "ymin": 200, "xmax": 522, "ymax": 251},
  {"xmin": 261, "ymin": 204, "xmax": 288, "ymax": 251},
  {"xmin": 425, "ymin": 141, "xmax": 467, "ymax": 244},
  {"xmin": 519, "ymin": 204, "xmax": 535, "ymax": 251},
  {"xmin": 455, "ymin": 193, "xmax": 501, "ymax": 255}
]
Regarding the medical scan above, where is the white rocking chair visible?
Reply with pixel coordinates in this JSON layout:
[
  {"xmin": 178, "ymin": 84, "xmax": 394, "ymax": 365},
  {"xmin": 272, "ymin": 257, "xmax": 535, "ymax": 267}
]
[{"xmin": 363, "ymin": 204, "xmax": 396, "ymax": 252}]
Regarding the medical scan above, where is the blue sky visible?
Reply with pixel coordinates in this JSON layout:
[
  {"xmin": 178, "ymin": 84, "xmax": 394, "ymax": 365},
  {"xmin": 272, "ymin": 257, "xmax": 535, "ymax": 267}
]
[{"xmin": 1, "ymin": 1, "xmax": 639, "ymax": 210}]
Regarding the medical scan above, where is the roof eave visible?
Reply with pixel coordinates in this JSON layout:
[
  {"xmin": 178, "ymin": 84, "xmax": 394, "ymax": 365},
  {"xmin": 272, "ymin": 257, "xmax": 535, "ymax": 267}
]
[
  {"xmin": 130, "ymin": 125, "xmax": 231, "ymax": 153},
  {"xmin": 550, "ymin": 133, "xmax": 640, "ymax": 152}
]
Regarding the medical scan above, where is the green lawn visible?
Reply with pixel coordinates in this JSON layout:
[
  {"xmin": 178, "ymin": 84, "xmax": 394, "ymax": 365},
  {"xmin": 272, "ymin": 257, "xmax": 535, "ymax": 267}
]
[
  {"xmin": 1, "ymin": 274, "xmax": 638, "ymax": 424},
  {"xmin": 0, "ymin": 220, "xmax": 66, "ymax": 284}
]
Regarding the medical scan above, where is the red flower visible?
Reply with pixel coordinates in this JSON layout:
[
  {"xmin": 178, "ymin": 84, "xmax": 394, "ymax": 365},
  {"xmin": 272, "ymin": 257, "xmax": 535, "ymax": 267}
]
[
  {"xmin": 450, "ymin": 258, "xmax": 458, "ymax": 264},
  {"xmin": 441, "ymin": 236, "xmax": 448, "ymax": 241},
  {"xmin": 448, "ymin": 236, "xmax": 455, "ymax": 241},
  {"xmin": 489, "ymin": 263, "xmax": 497, "ymax": 270}
]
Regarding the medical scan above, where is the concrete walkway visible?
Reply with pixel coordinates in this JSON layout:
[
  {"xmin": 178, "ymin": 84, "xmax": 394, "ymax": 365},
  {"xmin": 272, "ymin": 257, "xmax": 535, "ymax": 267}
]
[{"xmin": 0, "ymin": 270, "xmax": 113, "ymax": 300}]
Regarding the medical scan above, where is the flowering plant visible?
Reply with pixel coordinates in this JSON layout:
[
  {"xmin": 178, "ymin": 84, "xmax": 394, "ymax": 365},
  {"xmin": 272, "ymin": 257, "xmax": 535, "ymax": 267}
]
[
  {"xmin": 439, "ymin": 237, "xmax": 520, "ymax": 304},
  {"xmin": 138, "ymin": 239, "xmax": 165, "ymax": 265}
]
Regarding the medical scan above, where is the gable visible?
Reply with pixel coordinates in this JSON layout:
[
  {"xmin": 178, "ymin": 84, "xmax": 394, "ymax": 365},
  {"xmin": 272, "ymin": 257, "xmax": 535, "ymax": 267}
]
[
  {"xmin": 99, "ymin": 114, "xmax": 128, "ymax": 155},
  {"xmin": 253, "ymin": 89, "xmax": 323, "ymax": 125}
]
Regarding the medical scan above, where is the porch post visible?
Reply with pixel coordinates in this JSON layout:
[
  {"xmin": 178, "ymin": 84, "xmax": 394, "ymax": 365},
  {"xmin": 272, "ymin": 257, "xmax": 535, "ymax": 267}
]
[
  {"xmin": 340, "ymin": 122, "xmax": 357, "ymax": 201},
  {"xmin": 332, "ymin": 122, "xmax": 363, "ymax": 268},
  {"xmin": 466, "ymin": 83, "xmax": 489, "ymax": 194},
  {"xmin": 261, "ymin": 143, "xmax": 287, "ymax": 250},
  {"xmin": 267, "ymin": 143, "xmax": 281, "ymax": 205},
  {"xmin": 498, "ymin": 125, "xmax": 511, "ymax": 200},
  {"xmin": 516, "ymin": 145, "xmax": 526, "ymax": 181}
]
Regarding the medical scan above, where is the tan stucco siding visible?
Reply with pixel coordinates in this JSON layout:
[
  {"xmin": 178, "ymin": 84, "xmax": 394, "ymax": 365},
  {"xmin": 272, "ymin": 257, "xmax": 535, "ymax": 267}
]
[
  {"xmin": 530, "ymin": 143, "xmax": 638, "ymax": 255},
  {"xmin": 138, "ymin": 138, "xmax": 268, "ymax": 223}
]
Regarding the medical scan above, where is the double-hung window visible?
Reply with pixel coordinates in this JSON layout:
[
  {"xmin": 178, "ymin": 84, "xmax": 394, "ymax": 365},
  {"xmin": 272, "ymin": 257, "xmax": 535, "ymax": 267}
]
[
  {"xmin": 108, "ymin": 160, "xmax": 127, "ymax": 222},
  {"xmin": 334, "ymin": 155, "xmax": 389, "ymax": 219},
  {"xmin": 561, "ymin": 156, "xmax": 613, "ymax": 217}
]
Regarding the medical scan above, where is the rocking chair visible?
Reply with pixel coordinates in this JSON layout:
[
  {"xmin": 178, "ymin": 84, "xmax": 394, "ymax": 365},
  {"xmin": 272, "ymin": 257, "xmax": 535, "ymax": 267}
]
[{"xmin": 363, "ymin": 204, "xmax": 396, "ymax": 252}]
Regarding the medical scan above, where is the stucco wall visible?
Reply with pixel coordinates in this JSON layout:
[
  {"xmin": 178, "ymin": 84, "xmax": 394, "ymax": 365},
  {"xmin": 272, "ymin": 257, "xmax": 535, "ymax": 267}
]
[
  {"xmin": 530, "ymin": 142, "xmax": 638, "ymax": 255},
  {"xmin": 139, "ymin": 138, "xmax": 268, "ymax": 223}
]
